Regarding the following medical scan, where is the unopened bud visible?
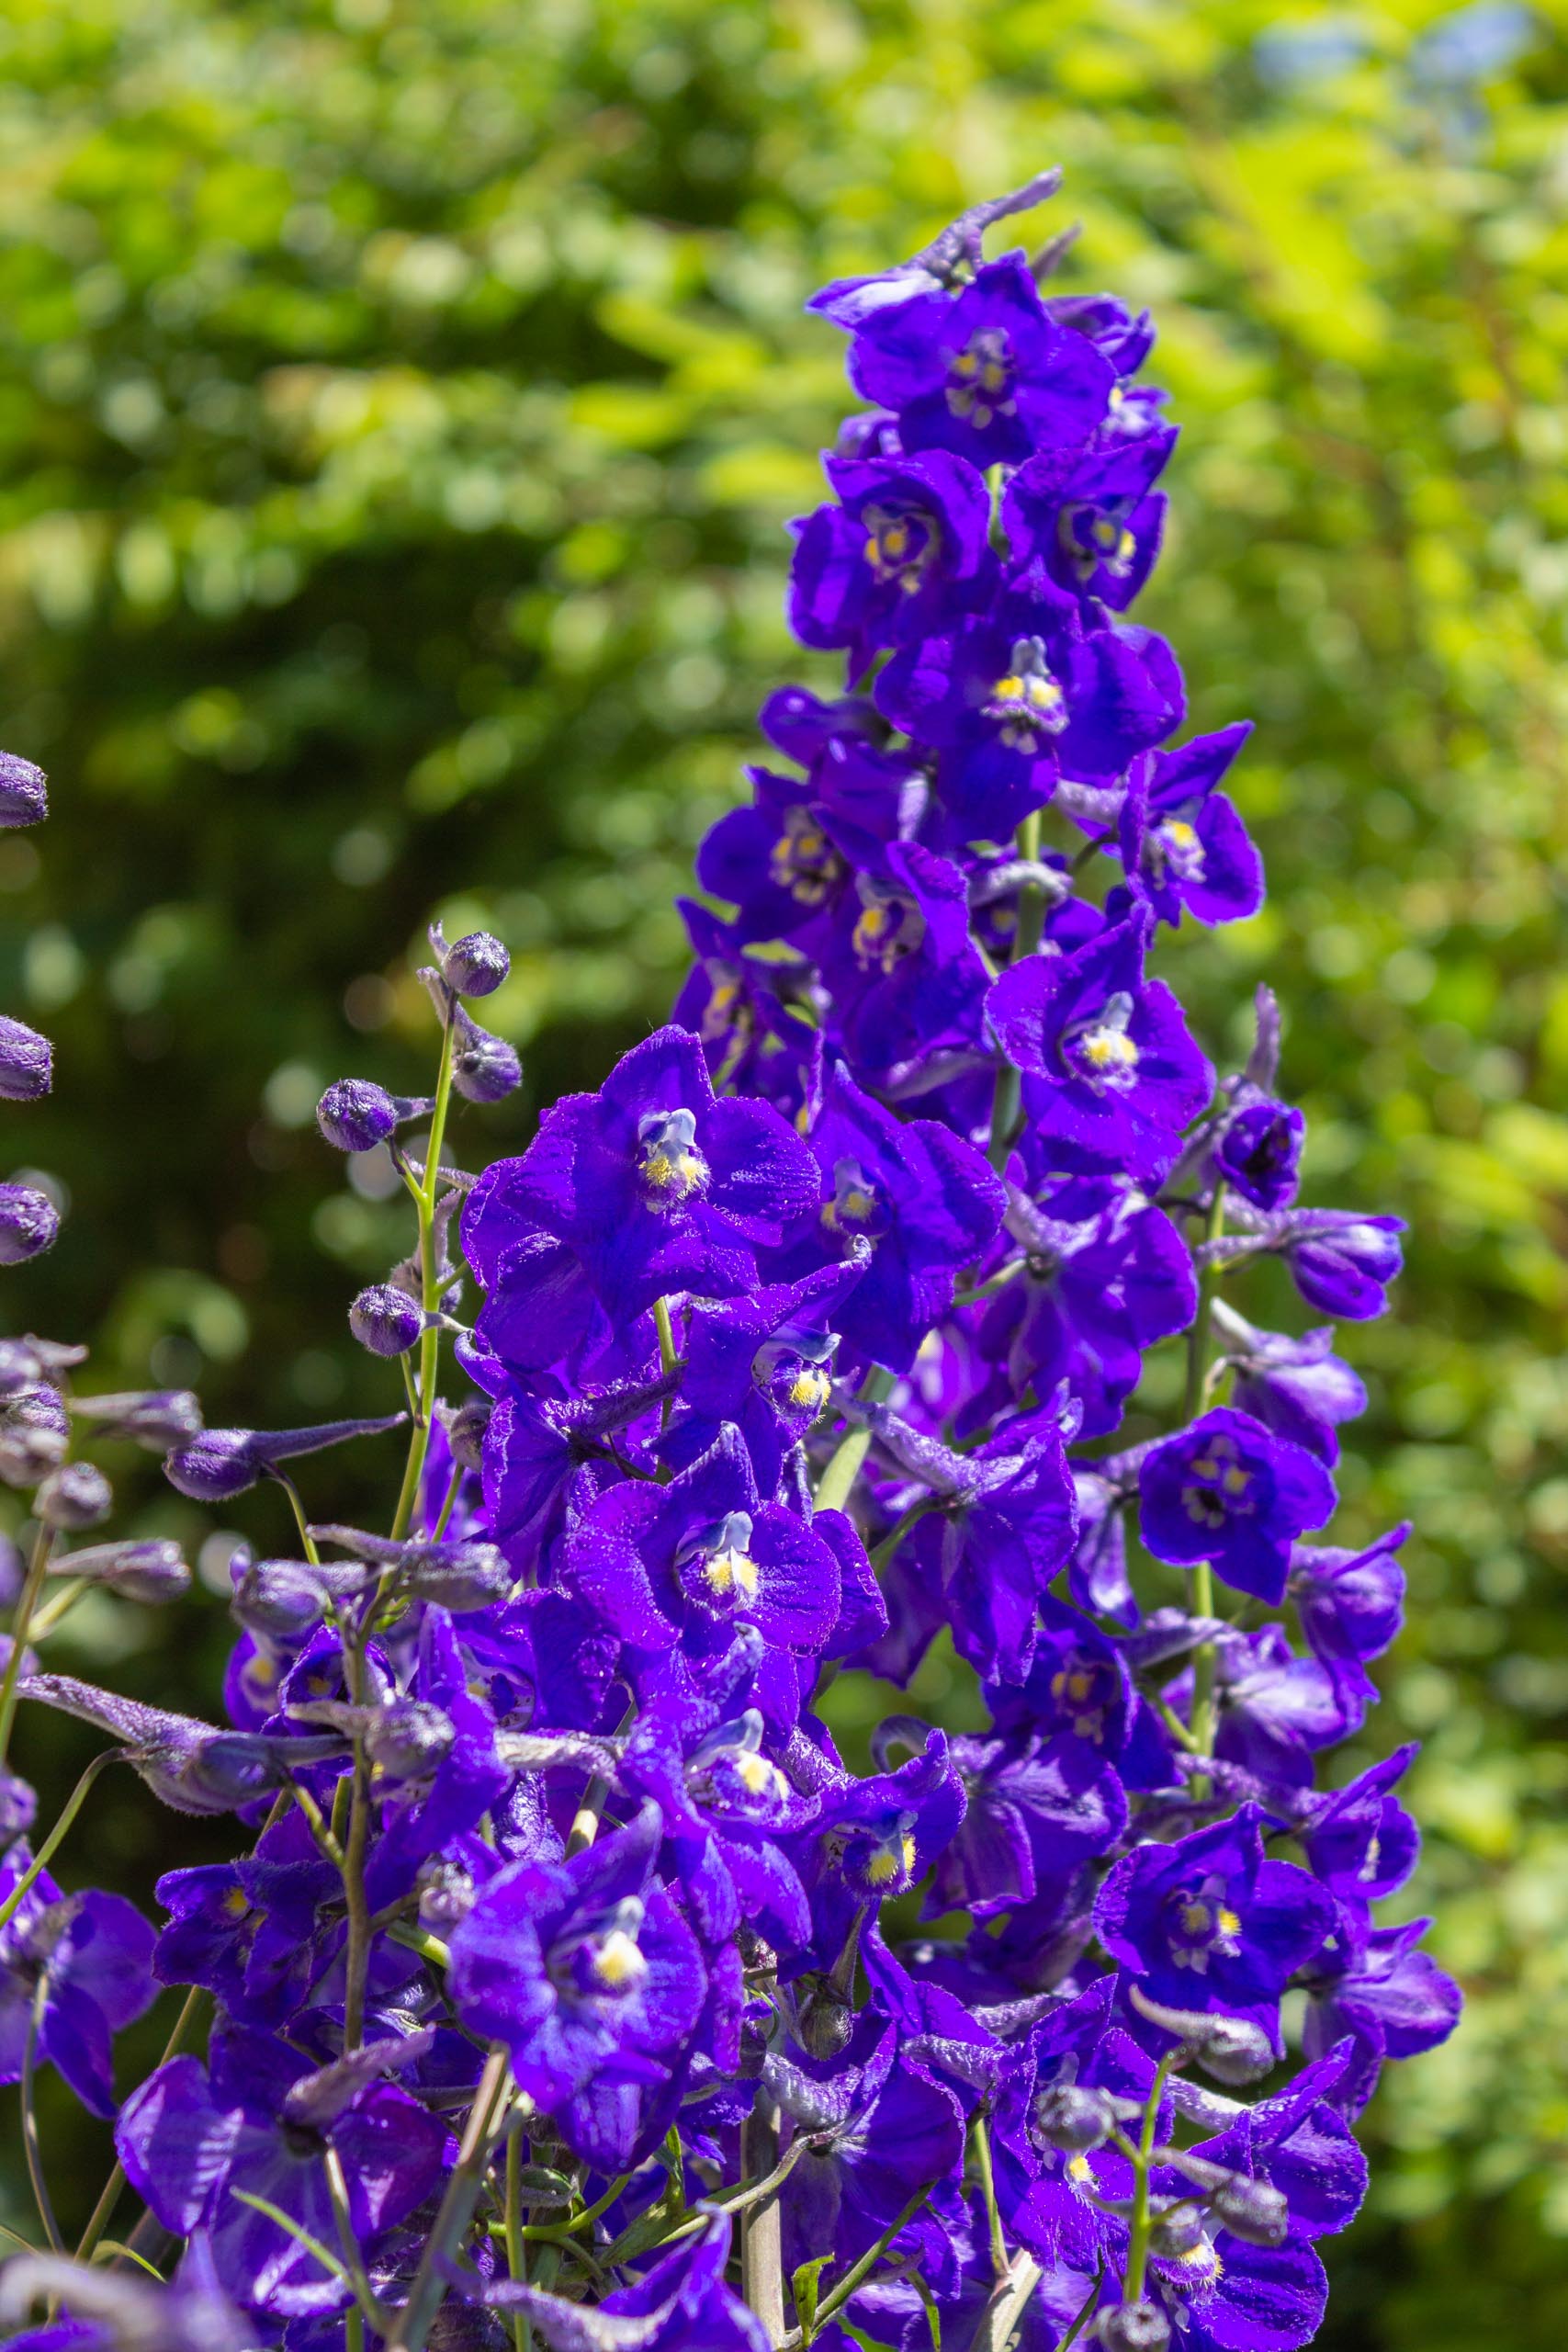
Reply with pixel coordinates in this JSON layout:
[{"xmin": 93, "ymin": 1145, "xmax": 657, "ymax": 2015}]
[
  {"xmin": 36, "ymin": 1462, "xmax": 112, "ymax": 1531},
  {"xmin": 446, "ymin": 1396, "xmax": 491, "ymax": 1471},
  {"xmin": 0, "ymin": 1770, "xmax": 36, "ymax": 1842},
  {"xmin": 795, "ymin": 1972, "xmax": 853, "ymax": 2061},
  {"xmin": 1032, "ymin": 2082, "xmax": 1116, "ymax": 2154},
  {"xmin": 0, "ymin": 1184, "xmax": 60, "ymax": 1266},
  {"xmin": 63, "ymin": 1538, "xmax": 190, "ymax": 1603},
  {"xmin": 0, "ymin": 1016, "xmax": 51, "ymax": 1102},
  {"xmin": 1096, "ymin": 2303, "xmax": 1169, "ymax": 2352},
  {"xmin": 71, "ymin": 1390, "xmax": 202, "ymax": 1448},
  {"xmin": 418, "ymin": 1856, "xmax": 476, "ymax": 1930},
  {"xmin": 365, "ymin": 1700, "xmax": 455, "ymax": 1781},
  {"xmin": 431, "ymin": 922, "xmax": 509, "ymax": 999},
  {"xmin": 349, "ymin": 1283, "xmax": 423, "ymax": 1357},
  {"xmin": 1208, "ymin": 2176, "xmax": 1289, "ymax": 2247},
  {"xmin": 1148, "ymin": 2200, "xmax": 1206, "ymax": 2258},
  {"xmin": 0, "ymin": 1387, "xmax": 70, "ymax": 1487},
  {"xmin": 1127, "ymin": 1984, "xmax": 1275, "ymax": 2087},
  {"xmin": 315, "ymin": 1080, "xmax": 431, "ymax": 1154},
  {"xmin": 0, "ymin": 751, "xmax": 48, "ymax": 828},
  {"xmin": 450, "ymin": 1008, "xmax": 521, "ymax": 1103}
]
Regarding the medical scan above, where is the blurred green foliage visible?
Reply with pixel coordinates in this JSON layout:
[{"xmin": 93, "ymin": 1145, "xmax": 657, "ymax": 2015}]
[{"xmin": 0, "ymin": 0, "xmax": 1565, "ymax": 2340}]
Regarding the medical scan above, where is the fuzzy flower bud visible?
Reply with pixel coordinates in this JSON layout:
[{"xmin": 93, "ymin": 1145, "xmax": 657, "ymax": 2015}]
[
  {"xmin": 450, "ymin": 1006, "xmax": 522, "ymax": 1103},
  {"xmin": 164, "ymin": 1413, "xmax": 406, "ymax": 1501},
  {"xmin": 431, "ymin": 919, "xmax": 510, "ymax": 998},
  {"xmin": 35, "ymin": 1462, "xmax": 113, "ymax": 1531},
  {"xmin": 1097, "ymin": 2304, "xmax": 1170, "ymax": 2352},
  {"xmin": 1127, "ymin": 1984, "xmax": 1275, "ymax": 2086},
  {"xmin": 0, "ymin": 751, "xmax": 48, "ymax": 828},
  {"xmin": 446, "ymin": 1396, "xmax": 491, "ymax": 1470},
  {"xmin": 0, "ymin": 1183, "xmax": 60, "ymax": 1266},
  {"xmin": 315, "ymin": 1080, "xmax": 434, "ymax": 1154},
  {"xmin": 0, "ymin": 1017, "xmax": 53, "ymax": 1103},
  {"xmin": 62, "ymin": 1539, "xmax": 191, "ymax": 1603},
  {"xmin": 1207, "ymin": 2176, "xmax": 1289, "ymax": 2246},
  {"xmin": 348, "ymin": 1283, "xmax": 424, "ymax": 1357},
  {"xmin": 1032, "ymin": 2082, "xmax": 1120, "ymax": 2154},
  {"xmin": 70, "ymin": 1390, "xmax": 203, "ymax": 1449},
  {"xmin": 1148, "ymin": 2200, "xmax": 1206, "ymax": 2257},
  {"xmin": 0, "ymin": 1386, "xmax": 70, "ymax": 1487}
]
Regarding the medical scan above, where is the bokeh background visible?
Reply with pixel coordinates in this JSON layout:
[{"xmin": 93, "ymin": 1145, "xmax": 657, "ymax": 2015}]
[{"xmin": 0, "ymin": 0, "xmax": 1564, "ymax": 2340}]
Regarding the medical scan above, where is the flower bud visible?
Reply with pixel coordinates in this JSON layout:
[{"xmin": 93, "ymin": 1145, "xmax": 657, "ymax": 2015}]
[
  {"xmin": 62, "ymin": 1538, "xmax": 190, "ymax": 1603},
  {"xmin": 364, "ymin": 1699, "xmax": 455, "ymax": 1781},
  {"xmin": 348, "ymin": 1283, "xmax": 423, "ymax": 1357},
  {"xmin": 35, "ymin": 1462, "xmax": 113, "ymax": 1531},
  {"xmin": 450, "ymin": 1008, "xmax": 521, "ymax": 1103},
  {"xmin": 0, "ymin": 750, "xmax": 47, "ymax": 828},
  {"xmin": 795, "ymin": 1972, "xmax": 854, "ymax": 2060},
  {"xmin": 0, "ymin": 1769, "xmax": 36, "ymax": 1842},
  {"xmin": 1148, "ymin": 2200, "xmax": 1206, "ymax": 2258},
  {"xmin": 1126, "ymin": 1984, "xmax": 1275, "ymax": 2086},
  {"xmin": 446, "ymin": 1396, "xmax": 491, "ymax": 1470},
  {"xmin": 431, "ymin": 922, "xmax": 509, "ymax": 998},
  {"xmin": 0, "ymin": 1386, "xmax": 70, "ymax": 1487},
  {"xmin": 1208, "ymin": 2176, "xmax": 1289, "ymax": 2247},
  {"xmin": 0, "ymin": 1183, "xmax": 60, "ymax": 1266},
  {"xmin": 1096, "ymin": 2303, "xmax": 1169, "ymax": 2352},
  {"xmin": 70, "ymin": 1390, "xmax": 202, "ymax": 1448},
  {"xmin": 1032, "ymin": 2082, "xmax": 1117, "ymax": 2154},
  {"xmin": 0, "ymin": 1017, "xmax": 52, "ymax": 1102},
  {"xmin": 419, "ymin": 1856, "xmax": 476, "ymax": 1931},
  {"xmin": 0, "ymin": 1341, "xmax": 42, "ymax": 1397},
  {"xmin": 316, "ymin": 1078, "xmax": 398, "ymax": 1153},
  {"xmin": 164, "ymin": 1413, "xmax": 406, "ymax": 1500},
  {"xmin": 230, "ymin": 1555, "xmax": 367, "ymax": 1636}
]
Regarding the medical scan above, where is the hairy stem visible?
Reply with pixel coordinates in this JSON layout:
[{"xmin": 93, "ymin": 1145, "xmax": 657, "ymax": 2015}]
[
  {"xmin": 987, "ymin": 807, "xmax": 1044, "ymax": 1172},
  {"xmin": 1184, "ymin": 1184, "xmax": 1227, "ymax": 1773},
  {"xmin": 740, "ymin": 2085, "xmax": 786, "ymax": 2346},
  {"xmin": 391, "ymin": 1008, "xmax": 457, "ymax": 1543},
  {"xmin": 1120, "ymin": 2051, "xmax": 1179, "ymax": 2307},
  {"xmin": 0, "ymin": 1521, "xmax": 55, "ymax": 1766}
]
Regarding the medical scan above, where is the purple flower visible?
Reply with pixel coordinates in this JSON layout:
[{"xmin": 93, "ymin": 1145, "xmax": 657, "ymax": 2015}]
[
  {"xmin": 447, "ymin": 1806, "xmax": 705, "ymax": 2159},
  {"xmin": 869, "ymin": 1407, "xmax": 1078, "ymax": 1684},
  {"xmin": 931, "ymin": 1729, "xmax": 1127, "ymax": 1918},
  {"xmin": 463, "ymin": 1024, "xmax": 818, "ymax": 1334},
  {"xmin": 671, "ymin": 902, "xmax": 823, "ymax": 1121},
  {"xmin": 0, "ymin": 1849, "xmax": 154, "ymax": 2116},
  {"xmin": 829, "ymin": 254, "xmax": 1115, "ymax": 469},
  {"xmin": 1139, "ymin": 1407, "xmax": 1337, "ymax": 1605},
  {"xmin": 1300, "ymin": 1747, "xmax": 1421, "ymax": 1906},
  {"xmin": 769, "ymin": 2026, "xmax": 965, "ymax": 2272},
  {"xmin": 1217, "ymin": 1306, "xmax": 1367, "ymax": 1466},
  {"xmin": 1213, "ymin": 1100, "xmax": 1305, "ymax": 1212},
  {"xmin": 563, "ymin": 1425, "xmax": 844, "ymax": 1690},
  {"xmin": 694, "ymin": 737, "xmax": 920, "ymax": 947},
  {"xmin": 768, "ymin": 1066, "xmax": 1005, "ymax": 1374},
  {"xmin": 1095, "ymin": 1806, "xmax": 1334, "ymax": 2046},
  {"xmin": 788, "ymin": 448, "xmax": 997, "ymax": 681},
  {"xmin": 1290, "ymin": 1522, "xmax": 1409, "ymax": 1684},
  {"xmin": 116, "ymin": 2026, "xmax": 446, "ymax": 2317},
  {"xmin": 1282, "ymin": 1210, "xmax": 1405, "ymax": 1320},
  {"xmin": 1302, "ymin": 1916, "xmax": 1461, "ymax": 2114},
  {"xmin": 1002, "ymin": 427, "xmax": 1177, "ymax": 609},
  {"xmin": 671, "ymin": 1256, "xmax": 866, "ymax": 1491},
  {"xmin": 816, "ymin": 840, "xmax": 991, "ymax": 1076},
  {"xmin": 1117, "ymin": 726, "xmax": 1262, "ymax": 929},
  {"xmin": 164, "ymin": 1413, "xmax": 406, "ymax": 1501},
  {"xmin": 1207, "ymin": 1625, "xmax": 1366, "ymax": 1796},
  {"xmin": 977, "ymin": 1178, "xmax": 1196, "ymax": 1439},
  {"xmin": 989, "ymin": 914, "xmax": 1214, "ymax": 1182}
]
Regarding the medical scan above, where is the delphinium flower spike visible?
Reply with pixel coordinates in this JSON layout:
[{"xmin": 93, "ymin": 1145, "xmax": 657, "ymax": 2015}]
[{"xmin": 0, "ymin": 182, "xmax": 1458, "ymax": 2352}]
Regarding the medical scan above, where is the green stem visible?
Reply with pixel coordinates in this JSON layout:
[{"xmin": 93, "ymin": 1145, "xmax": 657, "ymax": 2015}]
[
  {"xmin": 26, "ymin": 1577, "xmax": 88, "ymax": 1642},
  {"xmin": 1184, "ymin": 1184, "xmax": 1226, "ymax": 1773},
  {"xmin": 803, "ymin": 2183, "xmax": 932, "ymax": 2340},
  {"xmin": 271, "ymin": 1470, "xmax": 321, "ymax": 1566},
  {"xmin": 383, "ymin": 2044, "xmax": 514, "ymax": 2352},
  {"xmin": 504, "ymin": 2122, "xmax": 528, "ymax": 2352},
  {"xmin": 0, "ymin": 1521, "xmax": 55, "ymax": 1766},
  {"xmin": 987, "ymin": 808, "xmax": 1045, "ymax": 1173},
  {"xmin": 815, "ymin": 1366, "xmax": 895, "ymax": 1514},
  {"xmin": 970, "ymin": 2112, "xmax": 1009, "ymax": 2283},
  {"xmin": 391, "ymin": 1010, "xmax": 457, "ymax": 1543},
  {"xmin": 0, "ymin": 1748, "xmax": 117, "ymax": 1931},
  {"xmin": 22, "ymin": 1976, "xmax": 63, "ymax": 2252},
  {"xmin": 432, "ymin": 1461, "xmax": 464, "ymax": 1540},
  {"xmin": 1121, "ymin": 2052, "xmax": 1179, "ymax": 2306},
  {"xmin": 77, "ymin": 1985, "xmax": 209, "ymax": 2262}
]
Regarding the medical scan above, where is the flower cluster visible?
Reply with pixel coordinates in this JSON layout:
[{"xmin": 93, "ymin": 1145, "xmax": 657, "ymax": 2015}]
[{"xmin": 0, "ymin": 176, "xmax": 1458, "ymax": 2352}]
